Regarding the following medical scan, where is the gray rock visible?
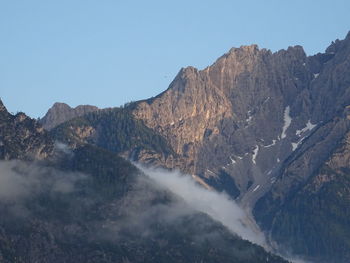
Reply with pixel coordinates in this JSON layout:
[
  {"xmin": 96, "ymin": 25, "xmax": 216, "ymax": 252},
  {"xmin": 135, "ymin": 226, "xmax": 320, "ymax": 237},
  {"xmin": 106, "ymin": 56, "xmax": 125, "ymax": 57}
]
[{"xmin": 40, "ymin": 102, "xmax": 99, "ymax": 130}]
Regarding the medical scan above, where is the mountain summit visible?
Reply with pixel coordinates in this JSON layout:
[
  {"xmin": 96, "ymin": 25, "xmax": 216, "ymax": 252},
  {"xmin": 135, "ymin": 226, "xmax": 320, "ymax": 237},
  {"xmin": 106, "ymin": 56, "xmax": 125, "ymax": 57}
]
[{"xmin": 40, "ymin": 102, "xmax": 99, "ymax": 130}]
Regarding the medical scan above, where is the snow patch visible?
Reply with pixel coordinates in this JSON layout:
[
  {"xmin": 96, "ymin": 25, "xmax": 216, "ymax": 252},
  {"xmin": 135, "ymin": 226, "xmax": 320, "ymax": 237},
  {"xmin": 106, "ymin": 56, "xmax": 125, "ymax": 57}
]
[
  {"xmin": 252, "ymin": 145, "xmax": 259, "ymax": 164},
  {"xmin": 313, "ymin": 73, "xmax": 319, "ymax": 78},
  {"xmin": 246, "ymin": 116, "xmax": 253, "ymax": 122},
  {"xmin": 229, "ymin": 156, "xmax": 236, "ymax": 165},
  {"xmin": 291, "ymin": 142, "xmax": 299, "ymax": 151},
  {"xmin": 263, "ymin": 97, "xmax": 270, "ymax": 104},
  {"xmin": 277, "ymin": 158, "xmax": 280, "ymax": 163},
  {"xmin": 206, "ymin": 169, "xmax": 215, "ymax": 175},
  {"xmin": 296, "ymin": 120, "xmax": 316, "ymax": 136},
  {"xmin": 252, "ymin": 185, "xmax": 260, "ymax": 192},
  {"xmin": 281, "ymin": 106, "xmax": 292, "ymax": 139},
  {"xmin": 292, "ymin": 137, "xmax": 306, "ymax": 151},
  {"xmin": 264, "ymin": 139, "xmax": 277, "ymax": 148}
]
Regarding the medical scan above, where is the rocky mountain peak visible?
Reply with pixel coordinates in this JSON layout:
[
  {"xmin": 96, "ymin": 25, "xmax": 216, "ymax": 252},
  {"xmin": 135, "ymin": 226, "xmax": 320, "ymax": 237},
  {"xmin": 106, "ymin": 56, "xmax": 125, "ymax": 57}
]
[
  {"xmin": 179, "ymin": 66, "xmax": 199, "ymax": 80},
  {"xmin": 51, "ymin": 102, "xmax": 72, "ymax": 111},
  {"xmin": 131, "ymin": 32, "xmax": 350, "ymax": 200},
  {"xmin": 285, "ymin": 45, "xmax": 306, "ymax": 58},
  {"xmin": 228, "ymin": 44, "xmax": 260, "ymax": 55},
  {"xmin": 0, "ymin": 98, "xmax": 7, "ymax": 112},
  {"xmin": 0, "ymin": 100, "xmax": 54, "ymax": 160},
  {"xmin": 0, "ymin": 99, "xmax": 11, "ymax": 120},
  {"xmin": 217, "ymin": 44, "xmax": 263, "ymax": 69},
  {"xmin": 40, "ymin": 102, "xmax": 99, "ymax": 130},
  {"xmin": 325, "ymin": 31, "xmax": 350, "ymax": 55}
]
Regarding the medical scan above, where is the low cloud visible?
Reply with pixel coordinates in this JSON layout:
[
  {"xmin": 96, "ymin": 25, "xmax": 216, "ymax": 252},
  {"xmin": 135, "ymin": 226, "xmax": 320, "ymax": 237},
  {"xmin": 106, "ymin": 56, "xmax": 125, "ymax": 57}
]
[
  {"xmin": 0, "ymin": 159, "xmax": 264, "ymax": 247},
  {"xmin": 95, "ymin": 175, "xmax": 195, "ymax": 240},
  {"xmin": 0, "ymin": 160, "xmax": 85, "ymax": 204},
  {"xmin": 136, "ymin": 166, "xmax": 313, "ymax": 262},
  {"xmin": 137, "ymin": 165, "xmax": 266, "ymax": 246},
  {"xmin": 0, "ymin": 159, "xmax": 291, "ymax": 260},
  {"xmin": 54, "ymin": 141, "xmax": 73, "ymax": 155}
]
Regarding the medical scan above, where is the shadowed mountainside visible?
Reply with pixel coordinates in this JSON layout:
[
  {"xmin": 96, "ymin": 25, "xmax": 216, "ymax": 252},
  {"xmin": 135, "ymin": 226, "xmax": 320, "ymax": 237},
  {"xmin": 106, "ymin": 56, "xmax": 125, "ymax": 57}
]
[{"xmin": 0, "ymin": 100, "xmax": 287, "ymax": 263}]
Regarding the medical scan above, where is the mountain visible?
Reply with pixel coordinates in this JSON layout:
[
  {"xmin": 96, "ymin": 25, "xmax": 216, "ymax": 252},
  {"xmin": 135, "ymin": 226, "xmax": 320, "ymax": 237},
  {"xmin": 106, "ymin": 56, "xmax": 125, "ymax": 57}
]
[
  {"xmin": 40, "ymin": 102, "xmax": 99, "ymax": 130},
  {"xmin": 129, "ymin": 32, "xmax": 350, "ymax": 262},
  {"xmin": 0, "ymin": 99, "xmax": 54, "ymax": 160},
  {"xmin": 47, "ymin": 31, "xmax": 350, "ymax": 262},
  {"xmin": 51, "ymin": 107, "xmax": 176, "ymax": 166},
  {"xmin": 255, "ymin": 127, "xmax": 350, "ymax": 262},
  {"xmin": 0, "ymin": 100, "xmax": 286, "ymax": 262}
]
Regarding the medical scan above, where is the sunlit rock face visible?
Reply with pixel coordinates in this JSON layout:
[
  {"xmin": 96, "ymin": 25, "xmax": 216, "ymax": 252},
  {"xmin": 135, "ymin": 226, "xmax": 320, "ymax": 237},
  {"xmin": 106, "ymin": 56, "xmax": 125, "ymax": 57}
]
[
  {"xmin": 131, "ymin": 33, "xmax": 350, "ymax": 262},
  {"xmin": 132, "ymin": 42, "xmax": 315, "ymax": 196}
]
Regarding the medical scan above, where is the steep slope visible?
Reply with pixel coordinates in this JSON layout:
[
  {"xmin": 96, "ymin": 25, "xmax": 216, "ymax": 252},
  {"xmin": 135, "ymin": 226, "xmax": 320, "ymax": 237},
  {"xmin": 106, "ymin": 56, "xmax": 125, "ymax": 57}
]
[
  {"xmin": 0, "ymin": 99, "xmax": 54, "ymax": 160},
  {"xmin": 0, "ymin": 100, "xmax": 286, "ymax": 262},
  {"xmin": 126, "ymin": 32, "xmax": 350, "ymax": 262},
  {"xmin": 130, "ymin": 43, "xmax": 314, "ymax": 199},
  {"xmin": 128, "ymin": 34, "xmax": 350, "ymax": 193},
  {"xmin": 40, "ymin": 102, "xmax": 99, "ymax": 130},
  {"xmin": 257, "ymin": 131, "xmax": 350, "ymax": 262},
  {"xmin": 51, "ymin": 107, "xmax": 176, "ymax": 166},
  {"xmin": 253, "ymin": 34, "xmax": 350, "ymax": 261}
]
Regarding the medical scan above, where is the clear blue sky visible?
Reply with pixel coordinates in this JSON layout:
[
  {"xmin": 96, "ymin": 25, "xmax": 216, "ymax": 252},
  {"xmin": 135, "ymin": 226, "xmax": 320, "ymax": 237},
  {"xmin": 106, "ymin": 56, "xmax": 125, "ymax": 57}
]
[{"xmin": 1, "ymin": 0, "xmax": 349, "ymax": 118}]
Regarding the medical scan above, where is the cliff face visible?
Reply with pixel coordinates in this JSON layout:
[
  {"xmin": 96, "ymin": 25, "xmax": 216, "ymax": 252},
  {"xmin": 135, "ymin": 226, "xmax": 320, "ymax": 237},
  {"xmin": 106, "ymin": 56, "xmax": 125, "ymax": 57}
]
[
  {"xmin": 129, "ymin": 32, "xmax": 350, "ymax": 261},
  {"xmin": 40, "ymin": 102, "xmax": 99, "ymax": 130},
  {"xmin": 131, "ymin": 33, "xmax": 350, "ymax": 194},
  {"xmin": 132, "ymin": 43, "xmax": 313, "ymax": 196}
]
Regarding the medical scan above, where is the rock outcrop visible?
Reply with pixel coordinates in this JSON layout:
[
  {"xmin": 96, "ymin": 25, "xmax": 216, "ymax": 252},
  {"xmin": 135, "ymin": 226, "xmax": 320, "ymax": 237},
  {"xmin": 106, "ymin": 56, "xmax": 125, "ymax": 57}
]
[
  {"xmin": 0, "ymin": 99, "xmax": 54, "ymax": 160},
  {"xmin": 40, "ymin": 102, "xmax": 99, "ymax": 130}
]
